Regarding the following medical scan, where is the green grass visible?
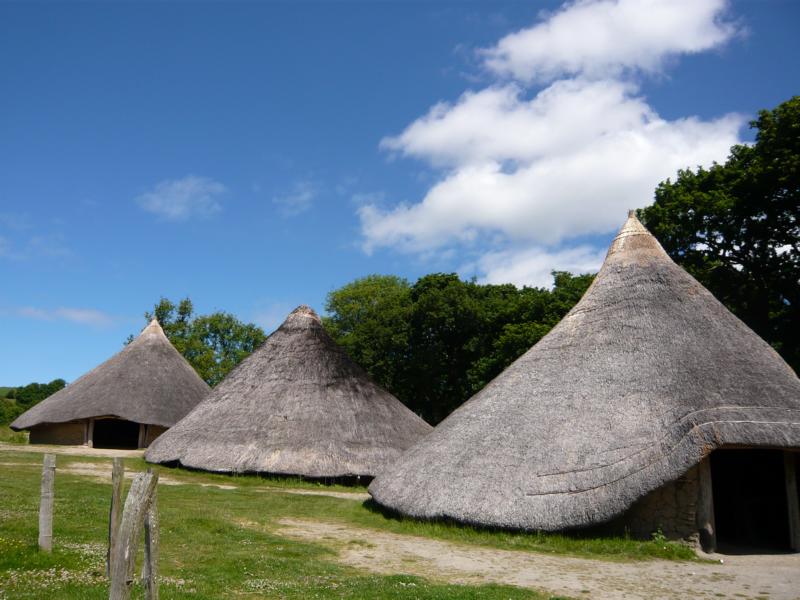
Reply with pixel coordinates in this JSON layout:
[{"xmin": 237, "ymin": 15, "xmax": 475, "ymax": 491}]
[
  {"xmin": 0, "ymin": 448, "xmax": 697, "ymax": 598},
  {"xmin": 0, "ymin": 387, "xmax": 12, "ymax": 399},
  {"xmin": 0, "ymin": 426, "xmax": 27, "ymax": 444}
]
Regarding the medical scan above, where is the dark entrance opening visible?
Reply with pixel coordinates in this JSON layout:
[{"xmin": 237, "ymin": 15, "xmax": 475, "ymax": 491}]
[
  {"xmin": 711, "ymin": 449, "xmax": 791, "ymax": 552},
  {"xmin": 92, "ymin": 419, "xmax": 140, "ymax": 449}
]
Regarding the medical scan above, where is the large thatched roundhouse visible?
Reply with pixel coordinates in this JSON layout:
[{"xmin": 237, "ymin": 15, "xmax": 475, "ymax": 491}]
[
  {"xmin": 369, "ymin": 212, "xmax": 800, "ymax": 552},
  {"xmin": 145, "ymin": 305, "xmax": 432, "ymax": 480},
  {"xmin": 11, "ymin": 320, "xmax": 210, "ymax": 449}
]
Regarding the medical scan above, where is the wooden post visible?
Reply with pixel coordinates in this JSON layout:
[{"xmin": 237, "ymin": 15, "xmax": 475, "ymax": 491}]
[
  {"xmin": 696, "ymin": 456, "xmax": 716, "ymax": 553},
  {"xmin": 87, "ymin": 418, "xmax": 95, "ymax": 447},
  {"xmin": 109, "ymin": 471, "xmax": 158, "ymax": 600},
  {"xmin": 785, "ymin": 451, "xmax": 800, "ymax": 552},
  {"xmin": 107, "ymin": 458, "xmax": 125, "ymax": 577},
  {"xmin": 38, "ymin": 454, "xmax": 56, "ymax": 552},
  {"xmin": 137, "ymin": 424, "xmax": 146, "ymax": 449},
  {"xmin": 142, "ymin": 469, "xmax": 160, "ymax": 600}
]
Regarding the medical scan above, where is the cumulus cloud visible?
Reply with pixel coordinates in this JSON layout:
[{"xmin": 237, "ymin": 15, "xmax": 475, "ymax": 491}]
[
  {"xmin": 17, "ymin": 306, "xmax": 116, "ymax": 328},
  {"xmin": 471, "ymin": 245, "xmax": 606, "ymax": 288},
  {"xmin": 364, "ymin": 79, "xmax": 742, "ymax": 253},
  {"xmin": 482, "ymin": 0, "xmax": 738, "ymax": 82},
  {"xmin": 136, "ymin": 176, "xmax": 226, "ymax": 221},
  {"xmin": 359, "ymin": 0, "xmax": 745, "ymax": 286},
  {"xmin": 272, "ymin": 181, "xmax": 315, "ymax": 217}
]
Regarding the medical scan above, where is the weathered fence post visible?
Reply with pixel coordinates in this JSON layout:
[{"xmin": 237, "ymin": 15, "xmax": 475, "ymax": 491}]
[
  {"xmin": 38, "ymin": 453, "xmax": 56, "ymax": 552},
  {"xmin": 695, "ymin": 456, "xmax": 716, "ymax": 553},
  {"xmin": 142, "ymin": 468, "xmax": 160, "ymax": 600},
  {"xmin": 107, "ymin": 458, "xmax": 125, "ymax": 577},
  {"xmin": 109, "ymin": 470, "xmax": 158, "ymax": 600}
]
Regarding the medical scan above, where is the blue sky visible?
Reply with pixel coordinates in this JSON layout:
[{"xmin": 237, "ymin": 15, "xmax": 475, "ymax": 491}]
[{"xmin": 1, "ymin": 0, "xmax": 798, "ymax": 385}]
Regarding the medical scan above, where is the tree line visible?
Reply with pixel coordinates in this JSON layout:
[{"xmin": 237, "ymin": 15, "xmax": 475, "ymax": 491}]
[
  {"xmin": 0, "ymin": 379, "xmax": 66, "ymax": 424},
  {"xmin": 323, "ymin": 272, "xmax": 593, "ymax": 424}
]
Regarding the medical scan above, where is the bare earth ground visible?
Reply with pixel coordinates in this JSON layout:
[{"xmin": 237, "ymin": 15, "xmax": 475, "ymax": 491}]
[
  {"xmin": 0, "ymin": 442, "xmax": 144, "ymax": 458},
  {"xmin": 5, "ymin": 443, "xmax": 799, "ymax": 600},
  {"xmin": 273, "ymin": 519, "xmax": 800, "ymax": 600}
]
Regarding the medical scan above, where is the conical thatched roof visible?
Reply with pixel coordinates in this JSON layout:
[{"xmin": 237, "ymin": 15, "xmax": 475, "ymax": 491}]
[
  {"xmin": 145, "ymin": 305, "xmax": 432, "ymax": 477},
  {"xmin": 369, "ymin": 213, "xmax": 800, "ymax": 531},
  {"xmin": 11, "ymin": 320, "xmax": 210, "ymax": 431}
]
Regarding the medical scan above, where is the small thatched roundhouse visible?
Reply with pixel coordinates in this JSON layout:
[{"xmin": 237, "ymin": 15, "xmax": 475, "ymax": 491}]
[
  {"xmin": 11, "ymin": 320, "xmax": 210, "ymax": 449},
  {"xmin": 369, "ymin": 213, "xmax": 800, "ymax": 552},
  {"xmin": 145, "ymin": 305, "xmax": 432, "ymax": 480}
]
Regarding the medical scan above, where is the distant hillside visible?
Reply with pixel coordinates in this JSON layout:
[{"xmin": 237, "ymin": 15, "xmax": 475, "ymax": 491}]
[{"xmin": 0, "ymin": 379, "xmax": 66, "ymax": 424}]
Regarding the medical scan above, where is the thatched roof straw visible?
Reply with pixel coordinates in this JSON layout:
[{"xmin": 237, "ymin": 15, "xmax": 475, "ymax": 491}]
[
  {"xmin": 145, "ymin": 305, "xmax": 432, "ymax": 478},
  {"xmin": 11, "ymin": 320, "xmax": 210, "ymax": 431},
  {"xmin": 369, "ymin": 212, "xmax": 800, "ymax": 531}
]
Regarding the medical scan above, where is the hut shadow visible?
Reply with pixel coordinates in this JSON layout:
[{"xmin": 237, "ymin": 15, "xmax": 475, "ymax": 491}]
[
  {"xmin": 361, "ymin": 498, "xmax": 625, "ymax": 542},
  {"xmin": 156, "ymin": 460, "xmax": 373, "ymax": 488}
]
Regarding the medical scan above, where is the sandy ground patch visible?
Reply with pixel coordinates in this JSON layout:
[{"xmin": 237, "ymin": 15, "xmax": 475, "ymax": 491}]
[
  {"xmin": 272, "ymin": 518, "xmax": 800, "ymax": 600},
  {"xmin": 0, "ymin": 442, "xmax": 143, "ymax": 459},
  {"xmin": 60, "ymin": 462, "xmax": 367, "ymax": 499},
  {"xmin": 254, "ymin": 488, "xmax": 370, "ymax": 501}
]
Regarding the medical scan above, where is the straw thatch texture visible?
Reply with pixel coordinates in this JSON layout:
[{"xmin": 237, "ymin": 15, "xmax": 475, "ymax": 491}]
[
  {"xmin": 11, "ymin": 320, "xmax": 210, "ymax": 431},
  {"xmin": 145, "ymin": 306, "xmax": 432, "ymax": 477},
  {"xmin": 369, "ymin": 213, "xmax": 800, "ymax": 531}
]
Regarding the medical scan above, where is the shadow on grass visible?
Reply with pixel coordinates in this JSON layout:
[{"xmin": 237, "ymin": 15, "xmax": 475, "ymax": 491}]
[{"xmin": 154, "ymin": 459, "xmax": 373, "ymax": 488}]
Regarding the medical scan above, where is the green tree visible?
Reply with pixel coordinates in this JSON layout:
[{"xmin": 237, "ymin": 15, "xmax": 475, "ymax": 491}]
[
  {"xmin": 133, "ymin": 297, "xmax": 266, "ymax": 386},
  {"xmin": 323, "ymin": 275, "xmax": 412, "ymax": 394},
  {"xmin": 0, "ymin": 379, "xmax": 66, "ymax": 424},
  {"xmin": 640, "ymin": 96, "xmax": 799, "ymax": 372},
  {"xmin": 324, "ymin": 271, "xmax": 594, "ymax": 424},
  {"xmin": 13, "ymin": 379, "xmax": 67, "ymax": 409}
]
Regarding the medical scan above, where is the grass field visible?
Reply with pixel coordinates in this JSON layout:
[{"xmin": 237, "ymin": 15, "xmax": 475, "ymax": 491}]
[
  {"xmin": 0, "ymin": 445, "xmax": 697, "ymax": 599},
  {"xmin": 0, "ymin": 427, "xmax": 27, "ymax": 444}
]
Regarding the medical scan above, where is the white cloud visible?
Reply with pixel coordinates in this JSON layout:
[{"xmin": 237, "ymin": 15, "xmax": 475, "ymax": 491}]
[
  {"xmin": 136, "ymin": 176, "xmax": 226, "ymax": 221},
  {"xmin": 17, "ymin": 306, "xmax": 116, "ymax": 328},
  {"xmin": 470, "ymin": 245, "xmax": 606, "ymax": 288},
  {"xmin": 482, "ymin": 0, "xmax": 738, "ymax": 83},
  {"xmin": 272, "ymin": 181, "xmax": 315, "ymax": 217},
  {"xmin": 359, "ymin": 0, "xmax": 745, "ymax": 284},
  {"xmin": 363, "ymin": 79, "xmax": 742, "ymax": 253}
]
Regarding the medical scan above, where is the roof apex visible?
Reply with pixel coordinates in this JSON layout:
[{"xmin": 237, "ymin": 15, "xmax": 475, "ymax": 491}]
[
  {"xmin": 606, "ymin": 210, "xmax": 665, "ymax": 258},
  {"xmin": 281, "ymin": 305, "xmax": 322, "ymax": 329},
  {"xmin": 138, "ymin": 317, "xmax": 167, "ymax": 340}
]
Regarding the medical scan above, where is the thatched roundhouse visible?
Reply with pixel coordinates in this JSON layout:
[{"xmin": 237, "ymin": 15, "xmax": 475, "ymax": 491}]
[
  {"xmin": 11, "ymin": 320, "xmax": 210, "ymax": 449},
  {"xmin": 145, "ymin": 305, "xmax": 432, "ymax": 479},
  {"xmin": 369, "ymin": 213, "xmax": 800, "ymax": 551}
]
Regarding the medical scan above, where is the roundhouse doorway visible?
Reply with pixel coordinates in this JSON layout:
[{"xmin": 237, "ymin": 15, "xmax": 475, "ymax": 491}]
[
  {"xmin": 710, "ymin": 449, "xmax": 796, "ymax": 552},
  {"xmin": 92, "ymin": 419, "xmax": 140, "ymax": 449}
]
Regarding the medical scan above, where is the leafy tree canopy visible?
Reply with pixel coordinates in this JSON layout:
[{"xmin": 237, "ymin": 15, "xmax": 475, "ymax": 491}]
[
  {"xmin": 640, "ymin": 95, "xmax": 799, "ymax": 372},
  {"xmin": 0, "ymin": 379, "xmax": 66, "ymax": 424},
  {"xmin": 132, "ymin": 297, "xmax": 267, "ymax": 387},
  {"xmin": 324, "ymin": 271, "xmax": 593, "ymax": 424}
]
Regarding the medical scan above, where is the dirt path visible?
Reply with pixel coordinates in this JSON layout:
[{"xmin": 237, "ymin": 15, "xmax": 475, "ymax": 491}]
[
  {"xmin": 273, "ymin": 518, "xmax": 800, "ymax": 600},
  {"xmin": 0, "ymin": 442, "xmax": 143, "ymax": 459}
]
